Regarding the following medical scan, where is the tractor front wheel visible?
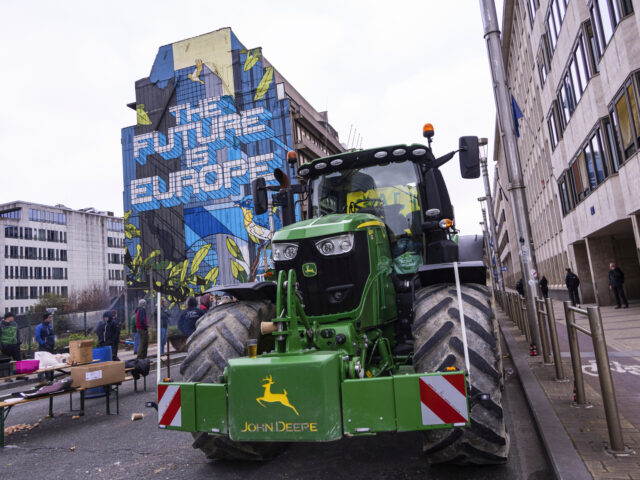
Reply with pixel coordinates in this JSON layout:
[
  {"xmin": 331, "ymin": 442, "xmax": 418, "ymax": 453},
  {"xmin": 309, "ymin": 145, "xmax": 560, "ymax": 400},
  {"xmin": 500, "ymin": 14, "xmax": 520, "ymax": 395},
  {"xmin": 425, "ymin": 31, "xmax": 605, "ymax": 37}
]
[
  {"xmin": 412, "ymin": 283, "xmax": 509, "ymax": 465},
  {"xmin": 179, "ymin": 299, "xmax": 287, "ymax": 461}
]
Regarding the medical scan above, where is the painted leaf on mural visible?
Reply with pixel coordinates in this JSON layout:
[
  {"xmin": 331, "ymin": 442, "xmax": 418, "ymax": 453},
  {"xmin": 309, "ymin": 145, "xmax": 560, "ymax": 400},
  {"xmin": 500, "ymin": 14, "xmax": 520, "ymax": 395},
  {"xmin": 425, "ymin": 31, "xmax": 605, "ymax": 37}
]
[
  {"xmin": 226, "ymin": 237, "xmax": 244, "ymax": 260},
  {"xmin": 124, "ymin": 210, "xmax": 132, "ymax": 222},
  {"xmin": 152, "ymin": 260, "xmax": 171, "ymax": 271},
  {"xmin": 125, "ymin": 223, "xmax": 140, "ymax": 240},
  {"xmin": 254, "ymin": 67, "xmax": 273, "ymax": 101},
  {"xmin": 190, "ymin": 244, "xmax": 211, "ymax": 274},
  {"xmin": 230, "ymin": 259, "xmax": 248, "ymax": 284},
  {"xmin": 133, "ymin": 244, "xmax": 143, "ymax": 266},
  {"xmin": 143, "ymin": 249, "xmax": 162, "ymax": 266},
  {"xmin": 204, "ymin": 266, "xmax": 219, "ymax": 286},
  {"xmin": 242, "ymin": 48, "xmax": 261, "ymax": 71},
  {"xmin": 180, "ymin": 258, "xmax": 189, "ymax": 282},
  {"xmin": 168, "ymin": 260, "xmax": 186, "ymax": 279},
  {"xmin": 136, "ymin": 104, "xmax": 152, "ymax": 125}
]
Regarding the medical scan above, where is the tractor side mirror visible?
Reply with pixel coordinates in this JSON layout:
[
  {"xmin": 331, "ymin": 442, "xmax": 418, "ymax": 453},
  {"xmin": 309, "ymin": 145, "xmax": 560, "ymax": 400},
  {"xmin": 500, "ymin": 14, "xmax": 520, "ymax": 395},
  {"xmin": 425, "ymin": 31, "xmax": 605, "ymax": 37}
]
[
  {"xmin": 251, "ymin": 177, "xmax": 268, "ymax": 215},
  {"xmin": 459, "ymin": 136, "xmax": 480, "ymax": 179}
]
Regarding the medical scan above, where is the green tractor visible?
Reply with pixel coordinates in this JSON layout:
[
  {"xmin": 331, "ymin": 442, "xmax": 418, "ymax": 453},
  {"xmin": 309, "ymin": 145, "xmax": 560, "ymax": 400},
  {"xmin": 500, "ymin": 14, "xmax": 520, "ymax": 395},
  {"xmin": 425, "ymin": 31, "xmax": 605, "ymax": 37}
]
[{"xmin": 158, "ymin": 126, "xmax": 508, "ymax": 465}]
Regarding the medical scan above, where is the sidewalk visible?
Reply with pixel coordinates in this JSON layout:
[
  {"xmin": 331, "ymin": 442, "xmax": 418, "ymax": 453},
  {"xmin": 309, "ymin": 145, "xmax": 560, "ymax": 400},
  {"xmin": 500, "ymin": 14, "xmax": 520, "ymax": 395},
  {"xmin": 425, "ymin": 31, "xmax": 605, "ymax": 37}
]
[{"xmin": 498, "ymin": 298, "xmax": 640, "ymax": 479}]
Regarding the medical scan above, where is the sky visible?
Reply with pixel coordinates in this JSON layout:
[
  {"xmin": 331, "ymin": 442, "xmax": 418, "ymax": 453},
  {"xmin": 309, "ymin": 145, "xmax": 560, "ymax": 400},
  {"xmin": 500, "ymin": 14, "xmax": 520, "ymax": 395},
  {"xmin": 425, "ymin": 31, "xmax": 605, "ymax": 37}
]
[{"xmin": 0, "ymin": 0, "xmax": 504, "ymax": 235}]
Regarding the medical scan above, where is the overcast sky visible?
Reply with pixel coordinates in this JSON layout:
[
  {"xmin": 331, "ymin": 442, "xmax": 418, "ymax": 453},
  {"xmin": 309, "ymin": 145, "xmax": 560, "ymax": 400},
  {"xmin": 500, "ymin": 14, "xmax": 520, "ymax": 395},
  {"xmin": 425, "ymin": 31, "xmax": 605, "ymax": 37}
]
[{"xmin": 0, "ymin": 0, "xmax": 504, "ymax": 235}]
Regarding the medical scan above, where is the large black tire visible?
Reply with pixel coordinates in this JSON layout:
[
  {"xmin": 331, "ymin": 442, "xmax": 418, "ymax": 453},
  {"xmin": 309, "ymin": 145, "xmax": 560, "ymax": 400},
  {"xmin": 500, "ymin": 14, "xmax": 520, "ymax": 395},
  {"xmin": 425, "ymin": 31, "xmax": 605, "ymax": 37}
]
[
  {"xmin": 412, "ymin": 283, "xmax": 509, "ymax": 465},
  {"xmin": 179, "ymin": 299, "xmax": 287, "ymax": 461}
]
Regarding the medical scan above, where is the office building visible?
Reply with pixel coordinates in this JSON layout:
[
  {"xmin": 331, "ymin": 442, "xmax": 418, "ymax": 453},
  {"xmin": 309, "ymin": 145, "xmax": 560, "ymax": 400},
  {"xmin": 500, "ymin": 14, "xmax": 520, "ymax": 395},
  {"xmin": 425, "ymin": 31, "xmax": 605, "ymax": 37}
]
[
  {"xmin": 492, "ymin": 0, "xmax": 639, "ymax": 304},
  {"xmin": 122, "ymin": 27, "xmax": 343, "ymax": 301},
  {"xmin": 1, "ymin": 201, "xmax": 125, "ymax": 315}
]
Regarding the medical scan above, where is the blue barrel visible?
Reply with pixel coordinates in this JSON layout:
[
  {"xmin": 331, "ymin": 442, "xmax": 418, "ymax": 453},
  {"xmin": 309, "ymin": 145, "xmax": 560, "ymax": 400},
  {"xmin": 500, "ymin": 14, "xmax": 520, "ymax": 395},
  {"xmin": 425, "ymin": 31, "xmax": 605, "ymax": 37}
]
[{"xmin": 85, "ymin": 346, "xmax": 113, "ymax": 398}]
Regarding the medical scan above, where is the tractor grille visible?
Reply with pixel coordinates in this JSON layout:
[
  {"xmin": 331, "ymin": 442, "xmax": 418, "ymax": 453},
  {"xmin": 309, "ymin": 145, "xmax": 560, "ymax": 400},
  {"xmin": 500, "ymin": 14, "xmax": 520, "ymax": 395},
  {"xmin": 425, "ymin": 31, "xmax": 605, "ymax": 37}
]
[{"xmin": 274, "ymin": 231, "xmax": 370, "ymax": 316}]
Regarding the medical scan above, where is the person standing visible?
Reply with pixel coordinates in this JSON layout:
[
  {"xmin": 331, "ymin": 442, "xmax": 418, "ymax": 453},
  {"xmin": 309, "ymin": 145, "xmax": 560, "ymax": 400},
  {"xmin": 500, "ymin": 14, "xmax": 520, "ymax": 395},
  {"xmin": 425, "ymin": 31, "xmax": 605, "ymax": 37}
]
[
  {"xmin": 101, "ymin": 311, "xmax": 120, "ymax": 360},
  {"xmin": 160, "ymin": 298, "xmax": 169, "ymax": 355},
  {"xmin": 540, "ymin": 276, "xmax": 549, "ymax": 299},
  {"xmin": 609, "ymin": 262, "xmax": 629, "ymax": 309},
  {"xmin": 129, "ymin": 311, "xmax": 139, "ymax": 355},
  {"xmin": 96, "ymin": 314, "xmax": 106, "ymax": 347},
  {"xmin": 565, "ymin": 268, "xmax": 581, "ymax": 306},
  {"xmin": 515, "ymin": 278, "xmax": 525, "ymax": 297},
  {"xmin": 178, "ymin": 297, "xmax": 204, "ymax": 337},
  {"xmin": 110, "ymin": 310, "xmax": 121, "ymax": 360},
  {"xmin": 0, "ymin": 313, "xmax": 21, "ymax": 361},
  {"xmin": 35, "ymin": 313, "xmax": 55, "ymax": 354},
  {"xmin": 135, "ymin": 299, "xmax": 149, "ymax": 359}
]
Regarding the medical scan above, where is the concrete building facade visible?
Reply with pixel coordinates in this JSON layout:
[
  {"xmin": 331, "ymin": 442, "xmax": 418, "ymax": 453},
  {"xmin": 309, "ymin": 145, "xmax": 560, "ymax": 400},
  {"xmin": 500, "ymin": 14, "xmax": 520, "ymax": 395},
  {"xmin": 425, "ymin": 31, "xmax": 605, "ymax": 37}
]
[
  {"xmin": 1, "ymin": 201, "xmax": 125, "ymax": 315},
  {"xmin": 492, "ymin": 0, "xmax": 639, "ymax": 305},
  {"xmin": 122, "ymin": 28, "xmax": 343, "ymax": 307}
]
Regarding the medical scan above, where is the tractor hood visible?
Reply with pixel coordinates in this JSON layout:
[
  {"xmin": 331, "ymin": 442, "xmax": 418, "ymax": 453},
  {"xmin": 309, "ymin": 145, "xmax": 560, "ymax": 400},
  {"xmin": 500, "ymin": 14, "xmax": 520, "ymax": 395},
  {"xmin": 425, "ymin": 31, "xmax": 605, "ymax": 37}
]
[{"xmin": 272, "ymin": 213, "xmax": 384, "ymax": 241}]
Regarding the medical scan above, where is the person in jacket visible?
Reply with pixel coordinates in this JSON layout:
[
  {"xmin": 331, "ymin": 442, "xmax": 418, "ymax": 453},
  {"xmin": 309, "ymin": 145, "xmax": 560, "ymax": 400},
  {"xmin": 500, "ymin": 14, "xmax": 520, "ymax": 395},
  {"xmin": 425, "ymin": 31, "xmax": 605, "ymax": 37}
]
[
  {"xmin": 100, "ymin": 311, "xmax": 120, "ymax": 360},
  {"xmin": 0, "ymin": 313, "xmax": 21, "ymax": 361},
  {"xmin": 135, "ymin": 299, "xmax": 149, "ymax": 359},
  {"xmin": 199, "ymin": 294, "xmax": 212, "ymax": 313},
  {"xmin": 160, "ymin": 298, "xmax": 169, "ymax": 355},
  {"xmin": 110, "ymin": 310, "xmax": 121, "ymax": 360},
  {"xmin": 609, "ymin": 262, "xmax": 629, "ymax": 309},
  {"xmin": 178, "ymin": 297, "xmax": 203, "ymax": 337},
  {"xmin": 35, "ymin": 312, "xmax": 55, "ymax": 353},
  {"xmin": 565, "ymin": 268, "xmax": 581, "ymax": 306},
  {"xmin": 540, "ymin": 276, "xmax": 549, "ymax": 299},
  {"xmin": 515, "ymin": 278, "xmax": 525, "ymax": 297}
]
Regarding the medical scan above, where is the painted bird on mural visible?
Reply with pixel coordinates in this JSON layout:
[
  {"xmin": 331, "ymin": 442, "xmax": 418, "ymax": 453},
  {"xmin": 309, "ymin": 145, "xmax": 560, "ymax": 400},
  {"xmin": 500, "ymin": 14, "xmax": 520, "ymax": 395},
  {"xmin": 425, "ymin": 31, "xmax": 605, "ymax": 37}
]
[
  {"xmin": 188, "ymin": 59, "xmax": 205, "ymax": 85},
  {"xmin": 234, "ymin": 197, "xmax": 274, "ymax": 244}
]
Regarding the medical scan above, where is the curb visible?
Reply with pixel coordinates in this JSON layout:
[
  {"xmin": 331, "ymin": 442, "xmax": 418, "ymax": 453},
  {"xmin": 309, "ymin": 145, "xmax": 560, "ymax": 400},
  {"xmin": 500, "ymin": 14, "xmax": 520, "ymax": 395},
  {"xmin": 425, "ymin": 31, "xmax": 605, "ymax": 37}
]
[{"xmin": 498, "ymin": 314, "xmax": 592, "ymax": 480}]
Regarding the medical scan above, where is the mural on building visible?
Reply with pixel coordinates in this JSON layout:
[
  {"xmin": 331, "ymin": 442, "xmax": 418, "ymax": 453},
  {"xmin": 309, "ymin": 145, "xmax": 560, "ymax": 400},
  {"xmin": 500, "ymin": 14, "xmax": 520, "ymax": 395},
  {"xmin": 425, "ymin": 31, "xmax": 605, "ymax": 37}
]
[{"xmin": 122, "ymin": 28, "xmax": 292, "ymax": 307}]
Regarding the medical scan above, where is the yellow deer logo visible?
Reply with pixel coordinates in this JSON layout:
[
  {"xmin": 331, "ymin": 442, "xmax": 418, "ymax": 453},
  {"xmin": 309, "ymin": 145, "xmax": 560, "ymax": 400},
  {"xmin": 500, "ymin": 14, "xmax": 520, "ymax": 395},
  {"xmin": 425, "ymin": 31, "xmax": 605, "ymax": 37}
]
[{"xmin": 256, "ymin": 375, "xmax": 299, "ymax": 415}]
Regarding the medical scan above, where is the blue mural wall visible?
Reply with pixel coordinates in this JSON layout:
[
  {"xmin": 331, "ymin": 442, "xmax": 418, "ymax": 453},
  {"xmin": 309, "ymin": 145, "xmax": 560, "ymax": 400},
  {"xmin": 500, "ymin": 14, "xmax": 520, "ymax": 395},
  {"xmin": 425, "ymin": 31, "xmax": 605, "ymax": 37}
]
[{"xmin": 122, "ymin": 28, "xmax": 291, "ymax": 306}]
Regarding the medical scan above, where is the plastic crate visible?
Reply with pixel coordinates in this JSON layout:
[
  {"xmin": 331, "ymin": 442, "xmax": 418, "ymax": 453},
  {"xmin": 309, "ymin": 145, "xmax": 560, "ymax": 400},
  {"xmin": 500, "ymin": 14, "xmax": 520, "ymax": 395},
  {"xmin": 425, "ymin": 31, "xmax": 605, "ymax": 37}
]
[{"xmin": 15, "ymin": 359, "xmax": 39, "ymax": 374}]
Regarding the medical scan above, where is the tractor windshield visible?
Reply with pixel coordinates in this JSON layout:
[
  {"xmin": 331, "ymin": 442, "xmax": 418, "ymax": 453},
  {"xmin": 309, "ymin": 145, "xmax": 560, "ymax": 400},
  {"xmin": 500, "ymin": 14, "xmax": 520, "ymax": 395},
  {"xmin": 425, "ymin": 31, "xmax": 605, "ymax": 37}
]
[{"xmin": 309, "ymin": 161, "xmax": 423, "ymax": 238}]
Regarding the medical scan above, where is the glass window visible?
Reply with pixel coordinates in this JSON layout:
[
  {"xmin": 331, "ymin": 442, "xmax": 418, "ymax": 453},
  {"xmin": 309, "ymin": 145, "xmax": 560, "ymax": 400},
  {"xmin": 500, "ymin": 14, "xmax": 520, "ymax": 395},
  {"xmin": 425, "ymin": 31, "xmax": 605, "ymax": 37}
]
[
  {"xmin": 527, "ymin": 0, "xmax": 538, "ymax": 25},
  {"xmin": 583, "ymin": 143, "xmax": 598, "ymax": 190},
  {"xmin": 584, "ymin": 22, "xmax": 600, "ymax": 74},
  {"xmin": 551, "ymin": 1, "xmax": 562, "ymax": 36},
  {"xmin": 575, "ymin": 42, "xmax": 589, "ymax": 92},
  {"xmin": 547, "ymin": 15, "xmax": 557, "ymax": 50},
  {"xmin": 627, "ymin": 84, "xmax": 640, "ymax": 143},
  {"xmin": 570, "ymin": 61, "xmax": 582, "ymax": 102},
  {"xmin": 577, "ymin": 152, "xmax": 591, "ymax": 196},
  {"xmin": 603, "ymin": 118, "xmax": 621, "ymax": 172},
  {"xmin": 595, "ymin": 0, "xmax": 615, "ymax": 47},
  {"xmin": 591, "ymin": 131, "xmax": 607, "ymax": 182},
  {"xmin": 620, "ymin": 0, "xmax": 634, "ymax": 16},
  {"xmin": 537, "ymin": 47, "xmax": 548, "ymax": 85},
  {"xmin": 556, "ymin": 0, "xmax": 566, "ymax": 21},
  {"xmin": 548, "ymin": 111, "xmax": 559, "ymax": 149},
  {"xmin": 614, "ymin": 92, "xmax": 636, "ymax": 157}
]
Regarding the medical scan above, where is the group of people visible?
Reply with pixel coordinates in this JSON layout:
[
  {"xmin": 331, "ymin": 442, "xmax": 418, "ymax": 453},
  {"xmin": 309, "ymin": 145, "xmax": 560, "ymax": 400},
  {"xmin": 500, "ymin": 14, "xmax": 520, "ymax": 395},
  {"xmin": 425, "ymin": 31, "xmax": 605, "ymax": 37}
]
[
  {"xmin": 130, "ymin": 292, "xmax": 233, "ymax": 359},
  {"xmin": 1, "ymin": 312, "xmax": 55, "ymax": 363},
  {"xmin": 514, "ymin": 262, "xmax": 630, "ymax": 309}
]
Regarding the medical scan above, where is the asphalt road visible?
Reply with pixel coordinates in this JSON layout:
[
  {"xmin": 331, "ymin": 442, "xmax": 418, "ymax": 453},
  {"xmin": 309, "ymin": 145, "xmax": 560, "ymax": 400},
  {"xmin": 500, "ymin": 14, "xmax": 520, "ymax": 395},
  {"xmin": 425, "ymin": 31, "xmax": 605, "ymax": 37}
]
[{"xmin": 1, "ymin": 347, "xmax": 551, "ymax": 480}]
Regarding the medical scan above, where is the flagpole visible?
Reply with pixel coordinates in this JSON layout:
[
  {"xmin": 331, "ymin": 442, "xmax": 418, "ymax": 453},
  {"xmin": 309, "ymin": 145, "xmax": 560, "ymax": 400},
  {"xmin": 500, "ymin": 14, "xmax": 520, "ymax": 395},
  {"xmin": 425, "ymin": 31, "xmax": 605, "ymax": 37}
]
[{"xmin": 480, "ymin": 0, "xmax": 542, "ymax": 351}]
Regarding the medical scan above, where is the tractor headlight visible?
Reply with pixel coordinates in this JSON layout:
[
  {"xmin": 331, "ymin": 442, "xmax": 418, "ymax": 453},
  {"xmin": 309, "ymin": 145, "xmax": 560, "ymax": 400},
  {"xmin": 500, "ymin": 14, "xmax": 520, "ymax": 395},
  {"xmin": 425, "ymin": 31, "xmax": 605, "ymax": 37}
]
[
  {"xmin": 315, "ymin": 233, "xmax": 354, "ymax": 256},
  {"xmin": 272, "ymin": 243, "xmax": 298, "ymax": 261}
]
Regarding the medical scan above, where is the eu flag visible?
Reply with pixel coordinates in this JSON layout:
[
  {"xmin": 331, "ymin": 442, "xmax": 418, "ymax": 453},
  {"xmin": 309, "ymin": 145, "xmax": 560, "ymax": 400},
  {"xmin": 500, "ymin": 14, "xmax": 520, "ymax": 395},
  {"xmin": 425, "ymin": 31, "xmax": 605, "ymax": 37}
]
[{"xmin": 511, "ymin": 95, "xmax": 524, "ymax": 138}]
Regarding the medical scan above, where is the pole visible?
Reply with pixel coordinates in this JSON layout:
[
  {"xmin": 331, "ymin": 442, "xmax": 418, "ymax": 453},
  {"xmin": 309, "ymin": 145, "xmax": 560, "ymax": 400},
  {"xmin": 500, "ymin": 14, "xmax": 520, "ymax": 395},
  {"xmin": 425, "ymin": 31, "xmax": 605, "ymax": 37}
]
[
  {"xmin": 27, "ymin": 312, "xmax": 32, "ymax": 358},
  {"xmin": 588, "ymin": 306, "xmax": 625, "ymax": 451},
  {"xmin": 148, "ymin": 268, "xmax": 154, "ymax": 324},
  {"xmin": 83, "ymin": 310, "xmax": 87, "ymax": 336},
  {"xmin": 157, "ymin": 292, "xmax": 161, "ymax": 386},
  {"xmin": 480, "ymin": 156, "xmax": 504, "ymax": 291},
  {"xmin": 545, "ymin": 297, "xmax": 566, "ymax": 380},
  {"xmin": 563, "ymin": 301, "xmax": 586, "ymax": 404},
  {"xmin": 479, "ymin": 0, "xmax": 541, "ymax": 350},
  {"xmin": 124, "ymin": 286, "xmax": 129, "ymax": 336}
]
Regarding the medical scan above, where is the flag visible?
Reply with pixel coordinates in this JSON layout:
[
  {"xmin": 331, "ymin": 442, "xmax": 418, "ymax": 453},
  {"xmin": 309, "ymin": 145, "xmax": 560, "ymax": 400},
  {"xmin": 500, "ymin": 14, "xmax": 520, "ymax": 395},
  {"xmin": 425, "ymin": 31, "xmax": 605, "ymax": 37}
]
[{"xmin": 511, "ymin": 95, "xmax": 524, "ymax": 138}]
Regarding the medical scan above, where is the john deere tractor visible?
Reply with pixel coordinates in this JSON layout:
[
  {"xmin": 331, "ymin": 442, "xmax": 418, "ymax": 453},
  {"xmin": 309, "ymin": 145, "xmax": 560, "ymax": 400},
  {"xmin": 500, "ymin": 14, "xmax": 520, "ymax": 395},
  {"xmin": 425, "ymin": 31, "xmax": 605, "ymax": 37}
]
[{"xmin": 160, "ymin": 126, "xmax": 508, "ymax": 465}]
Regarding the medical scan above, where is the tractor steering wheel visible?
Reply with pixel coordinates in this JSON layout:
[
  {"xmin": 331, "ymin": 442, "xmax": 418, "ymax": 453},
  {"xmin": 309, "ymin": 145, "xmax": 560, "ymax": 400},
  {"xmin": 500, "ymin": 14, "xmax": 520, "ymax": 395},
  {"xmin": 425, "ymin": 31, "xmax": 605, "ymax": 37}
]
[{"xmin": 350, "ymin": 198, "xmax": 384, "ymax": 213}]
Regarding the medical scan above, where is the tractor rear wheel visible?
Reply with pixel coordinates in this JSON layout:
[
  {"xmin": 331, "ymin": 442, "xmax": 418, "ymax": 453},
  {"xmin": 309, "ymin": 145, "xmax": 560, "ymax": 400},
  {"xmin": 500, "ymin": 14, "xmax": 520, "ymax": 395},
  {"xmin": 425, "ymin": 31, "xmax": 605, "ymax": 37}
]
[
  {"xmin": 179, "ymin": 299, "xmax": 287, "ymax": 461},
  {"xmin": 412, "ymin": 283, "xmax": 509, "ymax": 465}
]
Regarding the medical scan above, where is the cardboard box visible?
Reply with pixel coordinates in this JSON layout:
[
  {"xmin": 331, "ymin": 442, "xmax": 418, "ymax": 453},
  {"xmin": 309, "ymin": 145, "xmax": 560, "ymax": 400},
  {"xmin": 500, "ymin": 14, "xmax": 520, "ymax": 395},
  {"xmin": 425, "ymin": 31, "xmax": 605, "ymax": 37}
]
[
  {"xmin": 71, "ymin": 361, "xmax": 125, "ymax": 389},
  {"xmin": 69, "ymin": 339, "xmax": 94, "ymax": 364}
]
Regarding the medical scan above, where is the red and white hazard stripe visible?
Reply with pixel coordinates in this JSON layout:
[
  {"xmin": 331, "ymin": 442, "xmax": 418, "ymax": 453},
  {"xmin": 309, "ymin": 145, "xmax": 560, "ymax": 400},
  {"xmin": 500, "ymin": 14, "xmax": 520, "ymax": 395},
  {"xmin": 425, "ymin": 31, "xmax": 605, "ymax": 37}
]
[
  {"xmin": 158, "ymin": 384, "xmax": 182, "ymax": 428},
  {"xmin": 419, "ymin": 374, "xmax": 469, "ymax": 426}
]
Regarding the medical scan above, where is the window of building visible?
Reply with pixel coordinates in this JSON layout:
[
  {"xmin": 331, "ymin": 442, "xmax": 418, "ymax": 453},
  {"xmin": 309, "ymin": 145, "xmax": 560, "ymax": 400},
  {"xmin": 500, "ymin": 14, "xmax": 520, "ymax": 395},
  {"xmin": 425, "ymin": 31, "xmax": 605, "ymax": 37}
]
[
  {"xmin": 20, "ymin": 266, "xmax": 28, "ymax": 279},
  {"xmin": 30, "ymin": 287, "xmax": 38, "ymax": 299},
  {"xmin": 38, "ymin": 229, "xmax": 46, "ymax": 241},
  {"xmin": 52, "ymin": 268, "xmax": 64, "ymax": 280},
  {"xmin": 527, "ymin": 0, "xmax": 539, "ymax": 25},
  {"xmin": 583, "ymin": 143, "xmax": 598, "ymax": 190},
  {"xmin": 0, "ymin": 209, "xmax": 21, "ymax": 220},
  {"xmin": 34, "ymin": 267, "xmax": 42, "ymax": 279},
  {"xmin": 547, "ymin": 102, "xmax": 562, "ymax": 149},
  {"xmin": 47, "ymin": 248, "xmax": 55, "ymax": 261},
  {"xmin": 590, "ymin": 0, "xmax": 631, "ymax": 55},
  {"xmin": 61, "ymin": 286, "xmax": 68, "ymax": 297},
  {"xmin": 60, "ymin": 250, "xmax": 67, "ymax": 261},
  {"xmin": 15, "ymin": 287, "xmax": 28, "ymax": 300},
  {"xmin": 611, "ymin": 80, "xmax": 640, "ymax": 159},
  {"xmin": 537, "ymin": 43, "xmax": 548, "ymax": 85},
  {"xmin": 24, "ymin": 227, "xmax": 32, "ymax": 240},
  {"xmin": 9, "ymin": 246, "xmax": 18, "ymax": 258}
]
